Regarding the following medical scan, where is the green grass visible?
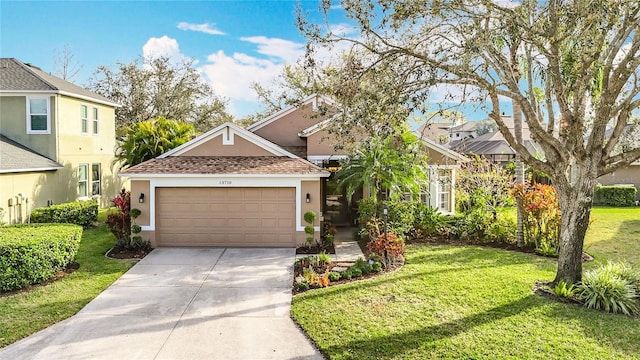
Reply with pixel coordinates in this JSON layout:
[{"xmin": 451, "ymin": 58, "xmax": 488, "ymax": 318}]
[
  {"xmin": 0, "ymin": 212, "xmax": 135, "ymax": 348},
  {"xmin": 292, "ymin": 207, "xmax": 640, "ymax": 359},
  {"xmin": 585, "ymin": 207, "xmax": 640, "ymax": 267}
]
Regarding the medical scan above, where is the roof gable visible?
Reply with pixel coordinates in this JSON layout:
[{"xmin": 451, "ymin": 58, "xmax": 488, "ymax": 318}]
[
  {"xmin": 0, "ymin": 58, "xmax": 118, "ymax": 107},
  {"xmin": 246, "ymin": 94, "xmax": 337, "ymax": 132},
  {"xmin": 160, "ymin": 122, "xmax": 299, "ymax": 158}
]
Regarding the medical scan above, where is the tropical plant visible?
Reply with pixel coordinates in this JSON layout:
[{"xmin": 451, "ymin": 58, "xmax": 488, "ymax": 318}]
[
  {"xmin": 335, "ymin": 127, "xmax": 428, "ymax": 203},
  {"xmin": 366, "ymin": 232, "xmax": 405, "ymax": 268},
  {"xmin": 115, "ymin": 117, "xmax": 195, "ymax": 169},
  {"xmin": 105, "ymin": 189, "xmax": 131, "ymax": 246},
  {"xmin": 511, "ymin": 184, "xmax": 561, "ymax": 254},
  {"xmin": 577, "ymin": 262, "xmax": 639, "ymax": 315},
  {"xmin": 554, "ymin": 281, "xmax": 578, "ymax": 299}
]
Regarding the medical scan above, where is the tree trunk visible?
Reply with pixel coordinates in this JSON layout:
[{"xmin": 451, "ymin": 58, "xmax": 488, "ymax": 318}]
[
  {"xmin": 513, "ymin": 102, "xmax": 525, "ymax": 247},
  {"xmin": 553, "ymin": 174, "xmax": 597, "ymax": 285}
]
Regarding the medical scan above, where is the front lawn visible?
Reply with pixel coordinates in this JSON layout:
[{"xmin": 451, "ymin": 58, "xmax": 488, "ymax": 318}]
[
  {"xmin": 585, "ymin": 207, "xmax": 640, "ymax": 267},
  {"xmin": 292, "ymin": 245, "xmax": 640, "ymax": 359},
  {"xmin": 0, "ymin": 212, "xmax": 135, "ymax": 348}
]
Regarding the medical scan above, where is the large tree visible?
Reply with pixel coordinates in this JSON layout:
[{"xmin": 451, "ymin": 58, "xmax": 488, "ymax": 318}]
[
  {"xmin": 300, "ymin": 0, "xmax": 640, "ymax": 285},
  {"xmin": 88, "ymin": 56, "xmax": 232, "ymax": 134}
]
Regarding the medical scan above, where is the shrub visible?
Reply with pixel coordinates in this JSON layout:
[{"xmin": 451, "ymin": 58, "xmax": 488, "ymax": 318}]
[
  {"xmin": 106, "ymin": 189, "xmax": 131, "ymax": 246},
  {"xmin": 594, "ymin": 185, "xmax": 637, "ymax": 207},
  {"xmin": 30, "ymin": 199, "xmax": 98, "ymax": 228},
  {"xmin": 354, "ymin": 257, "xmax": 373, "ymax": 275},
  {"xmin": 413, "ymin": 203, "xmax": 446, "ymax": 237},
  {"xmin": 511, "ymin": 184, "xmax": 561, "ymax": 252},
  {"xmin": 328, "ymin": 271, "xmax": 341, "ymax": 282},
  {"xmin": 486, "ymin": 215, "xmax": 517, "ymax": 244},
  {"xmin": 554, "ymin": 281, "xmax": 578, "ymax": 298},
  {"xmin": 0, "ymin": 224, "xmax": 82, "ymax": 292},
  {"xmin": 577, "ymin": 262, "xmax": 640, "ymax": 315},
  {"xmin": 341, "ymin": 269, "xmax": 353, "ymax": 280},
  {"xmin": 303, "ymin": 211, "xmax": 317, "ymax": 247},
  {"xmin": 372, "ymin": 261, "xmax": 383, "ymax": 272},
  {"xmin": 351, "ymin": 267, "xmax": 363, "ymax": 277},
  {"xmin": 357, "ymin": 198, "xmax": 378, "ymax": 227},
  {"xmin": 382, "ymin": 199, "xmax": 416, "ymax": 237},
  {"xmin": 366, "ymin": 232, "xmax": 405, "ymax": 268},
  {"xmin": 318, "ymin": 251, "xmax": 332, "ymax": 264}
]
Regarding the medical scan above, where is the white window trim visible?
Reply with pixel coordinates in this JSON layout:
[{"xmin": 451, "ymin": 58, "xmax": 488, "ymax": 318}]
[
  {"xmin": 92, "ymin": 107, "xmax": 99, "ymax": 135},
  {"xmin": 26, "ymin": 96, "xmax": 51, "ymax": 134},
  {"xmin": 81, "ymin": 104, "xmax": 89, "ymax": 135},
  {"xmin": 78, "ymin": 163, "xmax": 89, "ymax": 199},
  {"xmin": 91, "ymin": 163, "xmax": 101, "ymax": 196}
]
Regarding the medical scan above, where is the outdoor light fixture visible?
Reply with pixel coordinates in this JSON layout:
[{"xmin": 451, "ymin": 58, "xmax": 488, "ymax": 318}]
[
  {"xmin": 139, "ymin": 193, "xmax": 145, "ymax": 203},
  {"xmin": 306, "ymin": 193, "xmax": 311, "ymax": 203},
  {"xmin": 382, "ymin": 204, "xmax": 388, "ymax": 216}
]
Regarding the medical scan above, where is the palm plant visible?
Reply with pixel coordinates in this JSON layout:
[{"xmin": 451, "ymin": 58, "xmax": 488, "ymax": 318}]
[
  {"xmin": 115, "ymin": 117, "xmax": 195, "ymax": 169},
  {"xmin": 335, "ymin": 128, "xmax": 428, "ymax": 203}
]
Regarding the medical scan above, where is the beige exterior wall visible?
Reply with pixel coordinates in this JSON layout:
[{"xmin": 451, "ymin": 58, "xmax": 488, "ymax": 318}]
[
  {"xmin": 0, "ymin": 95, "xmax": 57, "ymax": 159},
  {"xmin": 306, "ymin": 130, "xmax": 349, "ymax": 157},
  {"xmin": 299, "ymin": 180, "xmax": 321, "ymax": 246},
  {"xmin": 130, "ymin": 180, "xmax": 151, "ymax": 226},
  {"xmin": 178, "ymin": 134, "xmax": 273, "ymax": 157},
  {"xmin": 0, "ymin": 94, "xmax": 121, "ymax": 216},
  {"xmin": 252, "ymin": 105, "xmax": 323, "ymax": 147},
  {"xmin": 597, "ymin": 165, "xmax": 640, "ymax": 200}
]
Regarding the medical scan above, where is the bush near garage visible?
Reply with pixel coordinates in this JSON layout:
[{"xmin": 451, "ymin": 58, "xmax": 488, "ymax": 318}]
[
  {"xmin": 593, "ymin": 185, "xmax": 638, "ymax": 207},
  {"xmin": 0, "ymin": 224, "xmax": 83, "ymax": 292},
  {"xmin": 31, "ymin": 199, "xmax": 98, "ymax": 228}
]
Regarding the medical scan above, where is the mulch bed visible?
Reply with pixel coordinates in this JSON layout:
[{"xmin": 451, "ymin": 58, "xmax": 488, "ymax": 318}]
[
  {"xmin": 296, "ymin": 242, "xmax": 336, "ymax": 255},
  {"xmin": 105, "ymin": 246, "xmax": 151, "ymax": 259},
  {"xmin": 0, "ymin": 262, "xmax": 80, "ymax": 298}
]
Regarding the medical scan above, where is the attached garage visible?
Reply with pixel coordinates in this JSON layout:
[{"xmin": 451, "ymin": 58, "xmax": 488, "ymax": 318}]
[
  {"xmin": 155, "ymin": 187, "xmax": 296, "ymax": 247},
  {"xmin": 120, "ymin": 122, "xmax": 330, "ymax": 248}
]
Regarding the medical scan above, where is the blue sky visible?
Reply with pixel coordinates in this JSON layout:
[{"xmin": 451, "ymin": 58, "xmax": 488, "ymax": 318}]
[{"xmin": 1, "ymin": 0, "xmax": 495, "ymax": 121}]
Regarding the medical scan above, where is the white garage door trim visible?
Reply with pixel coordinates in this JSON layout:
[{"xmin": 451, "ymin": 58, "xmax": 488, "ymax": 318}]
[{"xmin": 142, "ymin": 176, "xmax": 320, "ymax": 233}]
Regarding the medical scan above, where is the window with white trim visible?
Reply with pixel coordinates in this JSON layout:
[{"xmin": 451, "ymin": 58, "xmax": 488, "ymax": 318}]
[
  {"xmin": 91, "ymin": 163, "xmax": 101, "ymax": 196},
  {"xmin": 81, "ymin": 105, "xmax": 88, "ymax": 134},
  {"xmin": 78, "ymin": 164, "xmax": 89, "ymax": 197},
  {"xmin": 92, "ymin": 107, "xmax": 99, "ymax": 134},
  {"xmin": 27, "ymin": 97, "xmax": 50, "ymax": 134},
  {"xmin": 438, "ymin": 169, "xmax": 451, "ymax": 212}
]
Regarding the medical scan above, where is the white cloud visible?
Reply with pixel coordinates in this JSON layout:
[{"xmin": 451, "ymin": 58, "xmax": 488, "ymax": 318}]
[
  {"xmin": 142, "ymin": 35, "xmax": 183, "ymax": 61},
  {"xmin": 177, "ymin": 22, "xmax": 225, "ymax": 35},
  {"xmin": 239, "ymin": 36, "xmax": 305, "ymax": 64}
]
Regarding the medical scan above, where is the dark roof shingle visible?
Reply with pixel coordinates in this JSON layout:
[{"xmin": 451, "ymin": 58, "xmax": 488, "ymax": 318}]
[
  {"xmin": 0, "ymin": 58, "xmax": 117, "ymax": 106},
  {"xmin": 0, "ymin": 135, "xmax": 63, "ymax": 173},
  {"xmin": 120, "ymin": 156, "xmax": 329, "ymax": 176}
]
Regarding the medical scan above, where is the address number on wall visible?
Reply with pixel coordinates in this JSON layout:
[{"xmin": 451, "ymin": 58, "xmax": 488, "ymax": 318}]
[{"xmin": 219, "ymin": 180, "xmax": 232, "ymax": 185}]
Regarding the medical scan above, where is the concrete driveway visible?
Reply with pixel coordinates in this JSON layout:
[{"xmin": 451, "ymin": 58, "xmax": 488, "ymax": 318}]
[{"xmin": 0, "ymin": 248, "xmax": 323, "ymax": 360}]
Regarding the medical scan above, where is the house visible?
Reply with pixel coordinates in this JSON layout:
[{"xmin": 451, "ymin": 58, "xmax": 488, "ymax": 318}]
[
  {"xmin": 121, "ymin": 95, "xmax": 467, "ymax": 248},
  {"xmin": 0, "ymin": 58, "xmax": 121, "ymax": 224}
]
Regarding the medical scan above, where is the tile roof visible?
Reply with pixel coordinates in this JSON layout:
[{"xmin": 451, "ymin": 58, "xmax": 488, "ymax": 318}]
[
  {"xmin": 0, "ymin": 58, "xmax": 117, "ymax": 106},
  {"xmin": 120, "ymin": 156, "xmax": 330, "ymax": 176},
  {"xmin": 0, "ymin": 135, "xmax": 63, "ymax": 173}
]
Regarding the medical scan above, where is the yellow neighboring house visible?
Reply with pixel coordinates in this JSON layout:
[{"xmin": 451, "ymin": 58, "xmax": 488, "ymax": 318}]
[{"xmin": 0, "ymin": 58, "xmax": 122, "ymax": 224}]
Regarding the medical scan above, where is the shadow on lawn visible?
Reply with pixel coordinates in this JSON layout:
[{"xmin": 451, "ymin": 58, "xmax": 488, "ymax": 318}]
[
  {"xmin": 584, "ymin": 219, "xmax": 640, "ymax": 266},
  {"xmin": 323, "ymin": 294, "xmax": 540, "ymax": 358}
]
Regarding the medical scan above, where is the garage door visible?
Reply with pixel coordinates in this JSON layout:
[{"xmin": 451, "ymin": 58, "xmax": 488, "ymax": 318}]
[{"xmin": 156, "ymin": 187, "xmax": 296, "ymax": 247}]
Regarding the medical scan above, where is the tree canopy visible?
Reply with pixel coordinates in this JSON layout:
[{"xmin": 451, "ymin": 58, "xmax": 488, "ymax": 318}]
[
  {"xmin": 299, "ymin": 0, "xmax": 640, "ymax": 284},
  {"xmin": 88, "ymin": 56, "xmax": 232, "ymax": 135},
  {"xmin": 115, "ymin": 117, "xmax": 195, "ymax": 169}
]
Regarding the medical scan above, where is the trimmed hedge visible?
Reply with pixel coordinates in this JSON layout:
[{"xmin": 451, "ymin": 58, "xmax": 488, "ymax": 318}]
[
  {"xmin": 594, "ymin": 185, "xmax": 637, "ymax": 207},
  {"xmin": 31, "ymin": 199, "xmax": 98, "ymax": 228},
  {"xmin": 0, "ymin": 224, "xmax": 83, "ymax": 292}
]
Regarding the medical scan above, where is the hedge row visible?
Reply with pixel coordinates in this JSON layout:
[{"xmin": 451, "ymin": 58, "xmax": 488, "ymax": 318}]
[
  {"xmin": 593, "ymin": 185, "xmax": 638, "ymax": 207},
  {"xmin": 31, "ymin": 199, "xmax": 98, "ymax": 228},
  {"xmin": 0, "ymin": 224, "xmax": 83, "ymax": 292}
]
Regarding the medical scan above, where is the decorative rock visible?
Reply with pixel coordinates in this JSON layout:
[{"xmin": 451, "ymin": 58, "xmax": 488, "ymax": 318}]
[
  {"xmin": 331, "ymin": 266, "xmax": 349, "ymax": 272},
  {"xmin": 336, "ymin": 262, "xmax": 355, "ymax": 267}
]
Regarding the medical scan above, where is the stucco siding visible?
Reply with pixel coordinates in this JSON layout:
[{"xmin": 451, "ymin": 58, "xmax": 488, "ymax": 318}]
[
  {"xmin": 0, "ymin": 95, "xmax": 57, "ymax": 160},
  {"xmin": 306, "ymin": 130, "xmax": 349, "ymax": 157},
  {"xmin": 131, "ymin": 180, "xmax": 151, "ymax": 226},
  {"xmin": 177, "ymin": 134, "xmax": 274, "ymax": 157},
  {"xmin": 252, "ymin": 105, "xmax": 321, "ymax": 147}
]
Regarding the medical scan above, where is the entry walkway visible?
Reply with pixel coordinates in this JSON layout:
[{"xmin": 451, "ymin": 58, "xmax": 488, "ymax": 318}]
[{"xmin": 0, "ymin": 248, "xmax": 323, "ymax": 360}]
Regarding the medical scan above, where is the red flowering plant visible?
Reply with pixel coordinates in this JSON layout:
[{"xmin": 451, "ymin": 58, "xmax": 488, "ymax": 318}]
[
  {"xmin": 367, "ymin": 232, "xmax": 405, "ymax": 268},
  {"xmin": 106, "ymin": 189, "xmax": 132, "ymax": 248},
  {"xmin": 511, "ymin": 184, "xmax": 561, "ymax": 255}
]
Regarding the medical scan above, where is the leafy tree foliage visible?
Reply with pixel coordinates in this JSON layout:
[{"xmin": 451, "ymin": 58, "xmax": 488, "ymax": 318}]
[
  {"xmin": 115, "ymin": 117, "xmax": 195, "ymax": 169},
  {"xmin": 88, "ymin": 56, "xmax": 232, "ymax": 134},
  {"xmin": 335, "ymin": 127, "xmax": 429, "ymax": 202},
  {"xmin": 300, "ymin": 0, "xmax": 640, "ymax": 285}
]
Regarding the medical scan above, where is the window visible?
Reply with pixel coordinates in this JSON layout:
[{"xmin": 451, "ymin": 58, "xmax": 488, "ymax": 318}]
[
  {"xmin": 78, "ymin": 164, "xmax": 89, "ymax": 197},
  {"xmin": 438, "ymin": 169, "xmax": 451, "ymax": 212},
  {"xmin": 92, "ymin": 107, "xmax": 99, "ymax": 134},
  {"xmin": 81, "ymin": 105, "xmax": 88, "ymax": 134},
  {"xmin": 91, "ymin": 163, "xmax": 101, "ymax": 196},
  {"xmin": 27, "ymin": 97, "xmax": 50, "ymax": 133}
]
